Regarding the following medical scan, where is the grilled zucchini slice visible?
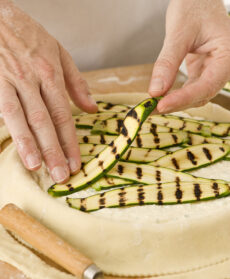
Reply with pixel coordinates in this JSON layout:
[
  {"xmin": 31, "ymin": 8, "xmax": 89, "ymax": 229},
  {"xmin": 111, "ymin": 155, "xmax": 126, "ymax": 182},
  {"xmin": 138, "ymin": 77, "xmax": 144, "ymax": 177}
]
[
  {"xmin": 92, "ymin": 118, "xmax": 172, "ymax": 135},
  {"xmin": 148, "ymin": 115, "xmax": 211, "ymax": 136},
  {"xmin": 194, "ymin": 120, "xmax": 230, "ymax": 137},
  {"xmin": 188, "ymin": 133, "xmax": 230, "ymax": 146},
  {"xmin": 151, "ymin": 143, "xmax": 230, "ymax": 171},
  {"xmin": 107, "ymin": 161, "xmax": 206, "ymax": 184},
  {"xmin": 67, "ymin": 181, "xmax": 230, "ymax": 212},
  {"xmin": 79, "ymin": 143, "xmax": 168, "ymax": 163},
  {"xmin": 78, "ymin": 134, "xmax": 116, "ymax": 145},
  {"xmin": 73, "ymin": 112, "xmax": 125, "ymax": 129},
  {"xmin": 48, "ymin": 98, "xmax": 158, "ymax": 197},
  {"xmin": 78, "ymin": 132, "xmax": 188, "ymax": 149},
  {"xmin": 97, "ymin": 101, "xmax": 130, "ymax": 113}
]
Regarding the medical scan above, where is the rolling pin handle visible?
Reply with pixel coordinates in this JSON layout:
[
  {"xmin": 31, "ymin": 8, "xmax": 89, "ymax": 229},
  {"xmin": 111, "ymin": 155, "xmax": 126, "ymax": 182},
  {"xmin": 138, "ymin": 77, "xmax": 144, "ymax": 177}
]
[{"xmin": 83, "ymin": 264, "xmax": 104, "ymax": 279}]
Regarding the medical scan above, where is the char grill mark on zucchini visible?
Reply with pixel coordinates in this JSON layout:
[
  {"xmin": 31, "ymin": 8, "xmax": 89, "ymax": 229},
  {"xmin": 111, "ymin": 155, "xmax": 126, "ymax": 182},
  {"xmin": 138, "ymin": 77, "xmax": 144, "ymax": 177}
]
[
  {"xmin": 66, "ymin": 181, "xmax": 230, "ymax": 212},
  {"xmin": 48, "ymin": 98, "xmax": 158, "ymax": 197},
  {"xmin": 151, "ymin": 144, "xmax": 230, "ymax": 171}
]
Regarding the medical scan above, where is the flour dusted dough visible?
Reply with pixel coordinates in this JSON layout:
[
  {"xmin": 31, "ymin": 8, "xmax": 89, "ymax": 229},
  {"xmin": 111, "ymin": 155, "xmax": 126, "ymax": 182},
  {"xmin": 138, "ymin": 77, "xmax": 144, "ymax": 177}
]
[{"xmin": 0, "ymin": 93, "xmax": 230, "ymax": 279}]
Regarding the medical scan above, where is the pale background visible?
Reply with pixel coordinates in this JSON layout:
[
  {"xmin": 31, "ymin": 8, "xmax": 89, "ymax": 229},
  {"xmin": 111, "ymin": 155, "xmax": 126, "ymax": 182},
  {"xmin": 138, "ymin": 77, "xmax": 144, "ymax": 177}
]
[{"xmin": 15, "ymin": 0, "xmax": 169, "ymax": 71}]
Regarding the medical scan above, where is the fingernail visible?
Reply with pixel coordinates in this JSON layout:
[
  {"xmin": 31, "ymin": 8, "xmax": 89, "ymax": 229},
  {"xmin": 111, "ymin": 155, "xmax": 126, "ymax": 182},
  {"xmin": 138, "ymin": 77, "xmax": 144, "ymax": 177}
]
[
  {"xmin": 88, "ymin": 94, "xmax": 97, "ymax": 106},
  {"xmin": 26, "ymin": 153, "xmax": 41, "ymax": 169},
  {"xmin": 51, "ymin": 166, "xmax": 69, "ymax": 183},
  {"xmin": 150, "ymin": 78, "xmax": 164, "ymax": 92},
  {"xmin": 68, "ymin": 157, "xmax": 80, "ymax": 173}
]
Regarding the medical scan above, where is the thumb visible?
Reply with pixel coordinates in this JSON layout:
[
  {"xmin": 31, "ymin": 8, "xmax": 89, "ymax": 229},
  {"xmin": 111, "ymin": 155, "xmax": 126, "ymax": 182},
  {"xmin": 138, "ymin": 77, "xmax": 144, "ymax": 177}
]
[{"xmin": 148, "ymin": 39, "xmax": 188, "ymax": 97}]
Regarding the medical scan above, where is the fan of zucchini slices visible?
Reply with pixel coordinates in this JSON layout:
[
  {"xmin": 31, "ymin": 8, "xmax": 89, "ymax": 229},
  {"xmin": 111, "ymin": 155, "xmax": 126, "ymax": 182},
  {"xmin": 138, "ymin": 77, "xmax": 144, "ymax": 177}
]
[{"xmin": 47, "ymin": 99, "xmax": 230, "ymax": 212}]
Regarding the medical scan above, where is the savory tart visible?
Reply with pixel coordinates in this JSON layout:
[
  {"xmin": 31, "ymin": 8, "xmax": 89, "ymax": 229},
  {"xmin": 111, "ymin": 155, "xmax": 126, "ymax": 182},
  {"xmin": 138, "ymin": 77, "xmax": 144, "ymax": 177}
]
[{"xmin": 0, "ymin": 93, "xmax": 230, "ymax": 279}]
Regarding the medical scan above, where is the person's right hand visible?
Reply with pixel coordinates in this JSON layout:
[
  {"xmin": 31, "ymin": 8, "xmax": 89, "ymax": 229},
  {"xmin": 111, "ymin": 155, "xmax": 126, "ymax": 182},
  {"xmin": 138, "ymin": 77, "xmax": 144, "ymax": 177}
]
[{"xmin": 0, "ymin": 1, "xmax": 98, "ymax": 183}]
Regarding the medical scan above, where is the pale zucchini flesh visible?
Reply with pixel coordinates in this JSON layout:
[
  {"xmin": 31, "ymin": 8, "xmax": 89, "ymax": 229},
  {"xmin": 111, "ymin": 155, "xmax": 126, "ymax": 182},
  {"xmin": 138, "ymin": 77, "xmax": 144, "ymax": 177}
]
[
  {"xmin": 48, "ymin": 98, "xmax": 158, "ymax": 197},
  {"xmin": 151, "ymin": 144, "xmax": 230, "ymax": 171},
  {"xmin": 66, "ymin": 181, "xmax": 230, "ymax": 212}
]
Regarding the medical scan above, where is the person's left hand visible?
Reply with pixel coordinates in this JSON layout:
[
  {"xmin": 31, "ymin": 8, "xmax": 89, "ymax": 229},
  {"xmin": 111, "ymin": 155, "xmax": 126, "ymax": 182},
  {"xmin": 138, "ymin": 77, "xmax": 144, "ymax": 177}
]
[{"xmin": 148, "ymin": 0, "xmax": 230, "ymax": 113}]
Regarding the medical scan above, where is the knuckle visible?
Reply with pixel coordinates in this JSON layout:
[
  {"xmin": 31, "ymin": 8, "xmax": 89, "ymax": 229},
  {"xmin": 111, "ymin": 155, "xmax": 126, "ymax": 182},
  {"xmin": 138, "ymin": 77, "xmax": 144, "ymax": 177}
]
[
  {"xmin": 42, "ymin": 146, "xmax": 63, "ymax": 162},
  {"xmin": 28, "ymin": 110, "xmax": 47, "ymax": 130},
  {"xmin": 154, "ymin": 57, "xmax": 174, "ymax": 72},
  {"xmin": 1, "ymin": 101, "xmax": 20, "ymax": 117},
  {"xmin": 75, "ymin": 76, "xmax": 88, "ymax": 89},
  {"xmin": 51, "ymin": 108, "xmax": 72, "ymax": 127},
  {"xmin": 36, "ymin": 57, "xmax": 56, "ymax": 81},
  {"xmin": 14, "ymin": 135, "xmax": 33, "ymax": 151}
]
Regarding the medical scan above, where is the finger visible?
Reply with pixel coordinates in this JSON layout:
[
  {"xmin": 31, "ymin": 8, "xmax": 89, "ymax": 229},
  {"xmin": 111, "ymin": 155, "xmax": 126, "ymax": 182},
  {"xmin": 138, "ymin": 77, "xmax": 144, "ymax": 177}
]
[
  {"xmin": 40, "ymin": 70, "xmax": 81, "ymax": 175},
  {"xmin": 148, "ymin": 38, "xmax": 188, "ymax": 97},
  {"xmin": 157, "ymin": 56, "xmax": 230, "ymax": 113},
  {"xmin": 58, "ymin": 44, "xmax": 98, "ymax": 113},
  {"xmin": 0, "ymin": 80, "xmax": 41, "ymax": 170},
  {"xmin": 17, "ymin": 82, "xmax": 70, "ymax": 183}
]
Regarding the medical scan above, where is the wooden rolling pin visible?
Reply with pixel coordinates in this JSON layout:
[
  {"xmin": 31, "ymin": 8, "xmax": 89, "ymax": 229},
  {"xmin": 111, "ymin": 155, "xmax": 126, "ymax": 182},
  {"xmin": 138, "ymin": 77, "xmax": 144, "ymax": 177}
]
[{"xmin": 0, "ymin": 203, "xmax": 104, "ymax": 279}]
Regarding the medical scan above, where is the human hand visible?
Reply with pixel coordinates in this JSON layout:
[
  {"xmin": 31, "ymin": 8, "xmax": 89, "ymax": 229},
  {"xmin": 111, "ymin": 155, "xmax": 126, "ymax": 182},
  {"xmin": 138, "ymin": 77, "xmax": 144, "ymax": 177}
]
[
  {"xmin": 0, "ymin": 0, "xmax": 97, "ymax": 183},
  {"xmin": 149, "ymin": 0, "xmax": 230, "ymax": 113}
]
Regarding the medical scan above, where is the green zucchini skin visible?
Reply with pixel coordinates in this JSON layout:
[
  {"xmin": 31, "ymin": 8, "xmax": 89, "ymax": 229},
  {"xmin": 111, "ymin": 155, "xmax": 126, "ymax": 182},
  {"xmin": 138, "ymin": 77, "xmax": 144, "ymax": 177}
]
[
  {"xmin": 66, "ymin": 181, "xmax": 230, "ymax": 212},
  {"xmin": 91, "ymin": 176, "xmax": 135, "ymax": 191},
  {"xmin": 48, "ymin": 98, "xmax": 158, "ymax": 197},
  {"xmin": 151, "ymin": 143, "xmax": 230, "ymax": 172},
  {"xmin": 224, "ymin": 154, "xmax": 230, "ymax": 161},
  {"xmin": 92, "ymin": 118, "xmax": 173, "ymax": 135},
  {"xmin": 78, "ymin": 131, "xmax": 188, "ymax": 149},
  {"xmin": 79, "ymin": 143, "xmax": 168, "ymax": 163}
]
